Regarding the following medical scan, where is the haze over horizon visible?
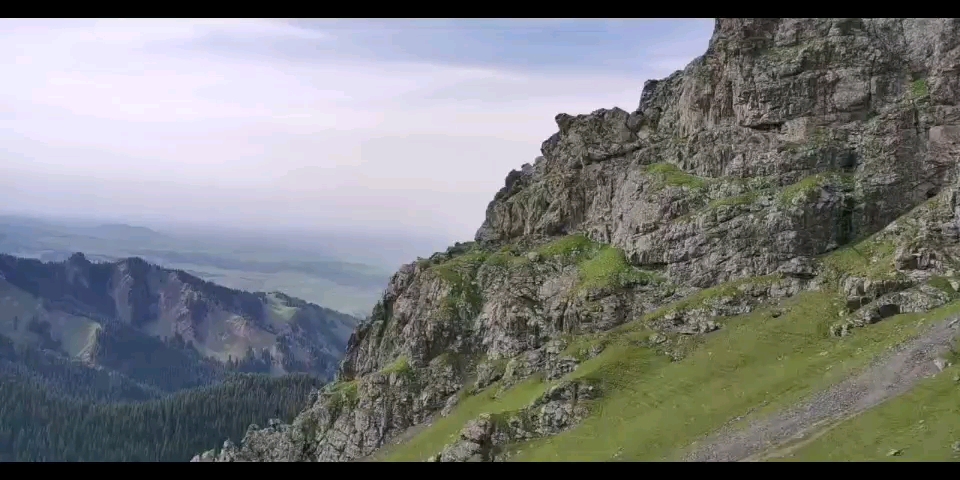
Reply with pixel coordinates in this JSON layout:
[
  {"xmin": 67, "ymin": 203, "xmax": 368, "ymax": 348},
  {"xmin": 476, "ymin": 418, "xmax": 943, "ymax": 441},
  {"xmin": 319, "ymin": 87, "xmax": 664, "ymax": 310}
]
[{"xmin": 0, "ymin": 19, "xmax": 714, "ymax": 244}]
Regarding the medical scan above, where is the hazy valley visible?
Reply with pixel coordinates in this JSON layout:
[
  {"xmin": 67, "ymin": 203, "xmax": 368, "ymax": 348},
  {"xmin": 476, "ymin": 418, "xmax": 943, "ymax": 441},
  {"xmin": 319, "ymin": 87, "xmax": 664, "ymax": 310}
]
[{"xmin": 0, "ymin": 214, "xmax": 439, "ymax": 317}]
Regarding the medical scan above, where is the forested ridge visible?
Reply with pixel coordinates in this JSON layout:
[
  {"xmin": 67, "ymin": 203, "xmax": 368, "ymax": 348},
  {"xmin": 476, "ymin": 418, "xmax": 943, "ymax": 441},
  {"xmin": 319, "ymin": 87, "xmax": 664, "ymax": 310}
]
[
  {"xmin": 0, "ymin": 371, "xmax": 323, "ymax": 462},
  {"xmin": 0, "ymin": 334, "xmax": 166, "ymax": 403}
]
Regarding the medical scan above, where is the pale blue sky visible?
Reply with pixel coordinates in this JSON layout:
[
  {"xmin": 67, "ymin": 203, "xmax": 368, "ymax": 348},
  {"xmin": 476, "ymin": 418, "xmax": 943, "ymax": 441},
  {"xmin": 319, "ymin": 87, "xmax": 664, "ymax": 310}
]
[
  {"xmin": 0, "ymin": 19, "xmax": 714, "ymax": 242},
  {"xmin": 183, "ymin": 19, "xmax": 712, "ymax": 75}
]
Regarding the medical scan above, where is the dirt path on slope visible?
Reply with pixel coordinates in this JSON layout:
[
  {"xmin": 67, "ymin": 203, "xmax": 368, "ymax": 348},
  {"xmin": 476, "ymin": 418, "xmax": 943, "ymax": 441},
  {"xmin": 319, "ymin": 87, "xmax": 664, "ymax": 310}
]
[{"xmin": 683, "ymin": 317, "xmax": 960, "ymax": 462}]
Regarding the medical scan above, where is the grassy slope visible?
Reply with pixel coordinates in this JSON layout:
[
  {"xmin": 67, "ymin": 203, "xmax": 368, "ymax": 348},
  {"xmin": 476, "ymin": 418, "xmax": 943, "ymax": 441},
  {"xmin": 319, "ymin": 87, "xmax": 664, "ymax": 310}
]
[
  {"xmin": 779, "ymin": 355, "xmax": 960, "ymax": 461},
  {"xmin": 380, "ymin": 376, "xmax": 551, "ymax": 461},
  {"xmin": 381, "ymin": 289, "xmax": 957, "ymax": 461}
]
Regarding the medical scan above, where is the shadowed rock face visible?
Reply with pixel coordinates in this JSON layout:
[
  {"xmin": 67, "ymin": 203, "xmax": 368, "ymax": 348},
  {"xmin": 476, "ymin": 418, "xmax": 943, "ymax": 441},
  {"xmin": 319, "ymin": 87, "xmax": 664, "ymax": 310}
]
[
  {"xmin": 0, "ymin": 253, "xmax": 358, "ymax": 389},
  {"xmin": 197, "ymin": 18, "xmax": 960, "ymax": 462}
]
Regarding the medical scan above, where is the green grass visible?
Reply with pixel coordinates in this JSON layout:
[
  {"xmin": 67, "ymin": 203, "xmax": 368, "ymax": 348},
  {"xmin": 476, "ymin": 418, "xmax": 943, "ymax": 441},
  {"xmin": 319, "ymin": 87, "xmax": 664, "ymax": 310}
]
[
  {"xmin": 536, "ymin": 235, "xmax": 597, "ymax": 260},
  {"xmin": 781, "ymin": 363, "xmax": 960, "ymax": 461},
  {"xmin": 928, "ymin": 275, "xmax": 958, "ymax": 298},
  {"xmin": 485, "ymin": 253, "xmax": 528, "ymax": 268},
  {"xmin": 381, "ymin": 376, "xmax": 551, "ymax": 461},
  {"xmin": 708, "ymin": 192, "xmax": 760, "ymax": 209},
  {"xmin": 642, "ymin": 274, "xmax": 781, "ymax": 323},
  {"xmin": 429, "ymin": 236, "xmax": 661, "ymax": 319},
  {"xmin": 381, "ymin": 356, "xmax": 413, "ymax": 377},
  {"xmin": 644, "ymin": 163, "xmax": 708, "ymax": 190},
  {"xmin": 370, "ymin": 281, "xmax": 958, "ymax": 462},
  {"xmin": 528, "ymin": 235, "xmax": 662, "ymax": 294},
  {"xmin": 820, "ymin": 236, "xmax": 898, "ymax": 282},
  {"xmin": 910, "ymin": 79, "xmax": 929, "ymax": 99},
  {"xmin": 326, "ymin": 380, "xmax": 360, "ymax": 408},
  {"xmin": 673, "ymin": 187, "xmax": 770, "ymax": 223},
  {"xmin": 561, "ymin": 334, "xmax": 607, "ymax": 362},
  {"xmin": 484, "ymin": 244, "xmax": 529, "ymax": 268},
  {"xmin": 576, "ymin": 246, "xmax": 662, "ymax": 293},
  {"xmin": 431, "ymin": 251, "xmax": 488, "ymax": 283},
  {"xmin": 503, "ymin": 291, "xmax": 946, "ymax": 461},
  {"xmin": 430, "ymin": 251, "xmax": 488, "ymax": 321},
  {"xmin": 778, "ymin": 172, "xmax": 852, "ymax": 206}
]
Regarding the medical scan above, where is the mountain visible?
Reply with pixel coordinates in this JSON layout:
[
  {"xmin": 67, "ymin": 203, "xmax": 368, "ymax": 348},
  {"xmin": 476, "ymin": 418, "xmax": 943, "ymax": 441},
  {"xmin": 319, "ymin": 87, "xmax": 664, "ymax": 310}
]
[
  {"xmin": 0, "ymin": 216, "xmax": 394, "ymax": 317},
  {"xmin": 0, "ymin": 251, "xmax": 359, "ymax": 461},
  {"xmin": 198, "ymin": 18, "xmax": 960, "ymax": 462},
  {"xmin": 0, "ymin": 252, "xmax": 359, "ymax": 391}
]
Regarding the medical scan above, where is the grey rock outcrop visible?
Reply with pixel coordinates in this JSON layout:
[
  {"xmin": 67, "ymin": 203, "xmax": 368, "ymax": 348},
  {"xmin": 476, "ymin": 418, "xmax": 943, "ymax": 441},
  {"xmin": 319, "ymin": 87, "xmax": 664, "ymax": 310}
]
[
  {"xmin": 198, "ymin": 18, "xmax": 960, "ymax": 462},
  {"xmin": 478, "ymin": 18, "xmax": 960, "ymax": 289},
  {"xmin": 432, "ymin": 379, "xmax": 598, "ymax": 462}
]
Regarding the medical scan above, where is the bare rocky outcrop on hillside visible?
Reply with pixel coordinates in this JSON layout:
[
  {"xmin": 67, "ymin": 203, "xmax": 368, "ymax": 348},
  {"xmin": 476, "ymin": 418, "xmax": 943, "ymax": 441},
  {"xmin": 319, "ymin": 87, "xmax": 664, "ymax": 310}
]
[
  {"xmin": 195, "ymin": 18, "xmax": 960, "ymax": 462},
  {"xmin": 0, "ymin": 253, "xmax": 357, "ymax": 389}
]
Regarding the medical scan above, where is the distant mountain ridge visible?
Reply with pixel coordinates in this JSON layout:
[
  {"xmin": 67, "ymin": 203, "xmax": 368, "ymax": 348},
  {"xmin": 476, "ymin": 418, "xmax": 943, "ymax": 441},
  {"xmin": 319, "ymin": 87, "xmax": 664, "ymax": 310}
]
[
  {"xmin": 0, "ymin": 216, "xmax": 395, "ymax": 316},
  {"xmin": 86, "ymin": 223, "xmax": 169, "ymax": 241},
  {"xmin": 0, "ymin": 252, "xmax": 359, "ymax": 391}
]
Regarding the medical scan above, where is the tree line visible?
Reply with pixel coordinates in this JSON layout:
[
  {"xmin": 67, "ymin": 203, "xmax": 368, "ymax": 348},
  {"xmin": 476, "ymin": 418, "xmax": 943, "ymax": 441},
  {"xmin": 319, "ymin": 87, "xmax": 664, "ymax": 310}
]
[{"xmin": 0, "ymin": 371, "xmax": 322, "ymax": 462}]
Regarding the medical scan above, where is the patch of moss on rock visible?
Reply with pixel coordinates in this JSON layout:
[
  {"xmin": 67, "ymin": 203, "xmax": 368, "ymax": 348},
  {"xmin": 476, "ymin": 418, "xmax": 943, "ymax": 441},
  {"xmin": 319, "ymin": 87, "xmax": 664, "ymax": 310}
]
[
  {"xmin": 808, "ymin": 126, "xmax": 837, "ymax": 150},
  {"xmin": 429, "ymin": 249, "xmax": 489, "ymax": 322},
  {"xmin": 709, "ymin": 191, "xmax": 760, "ymax": 209},
  {"xmin": 910, "ymin": 78, "xmax": 929, "ymax": 99},
  {"xmin": 534, "ymin": 235, "xmax": 662, "ymax": 294},
  {"xmin": 820, "ymin": 236, "xmax": 898, "ymax": 284},
  {"xmin": 484, "ymin": 246, "xmax": 529, "ymax": 268},
  {"xmin": 777, "ymin": 172, "xmax": 853, "ymax": 206},
  {"xmin": 326, "ymin": 379, "xmax": 360, "ymax": 409},
  {"xmin": 575, "ymin": 246, "xmax": 662, "ymax": 293},
  {"xmin": 536, "ymin": 234, "xmax": 597, "ymax": 260},
  {"xmin": 644, "ymin": 163, "xmax": 709, "ymax": 191},
  {"xmin": 642, "ymin": 274, "xmax": 784, "ymax": 323},
  {"xmin": 381, "ymin": 356, "xmax": 414, "ymax": 377},
  {"xmin": 416, "ymin": 258, "xmax": 432, "ymax": 269}
]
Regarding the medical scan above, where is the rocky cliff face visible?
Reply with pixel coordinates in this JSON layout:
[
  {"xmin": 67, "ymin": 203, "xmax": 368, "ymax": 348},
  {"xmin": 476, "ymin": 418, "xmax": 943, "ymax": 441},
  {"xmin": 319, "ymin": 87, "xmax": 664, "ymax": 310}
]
[
  {"xmin": 0, "ymin": 253, "xmax": 357, "ymax": 389},
  {"xmin": 196, "ymin": 18, "xmax": 960, "ymax": 462}
]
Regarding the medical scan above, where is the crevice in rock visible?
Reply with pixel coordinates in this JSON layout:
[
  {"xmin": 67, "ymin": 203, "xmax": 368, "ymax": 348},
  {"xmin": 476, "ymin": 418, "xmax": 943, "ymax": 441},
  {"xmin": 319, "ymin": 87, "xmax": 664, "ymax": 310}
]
[
  {"xmin": 838, "ymin": 149, "xmax": 859, "ymax": 172},
  {"xmin": 876, "ymin": 303, "xmax": 901, "ymax": 319},
  {"xmin": 745, "ymin": 121, "xmax": 784, "ymax": 133},
  {"xmin": 835, "ymin": 195, "xmax": 857, "ymax": 248}
]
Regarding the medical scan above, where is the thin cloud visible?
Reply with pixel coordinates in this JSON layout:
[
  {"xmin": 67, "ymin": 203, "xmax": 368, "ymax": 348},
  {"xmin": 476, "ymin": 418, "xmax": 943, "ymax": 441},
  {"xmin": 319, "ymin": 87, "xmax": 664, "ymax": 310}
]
[{"xmin": 0, "ymin": 18, "xmax": 714, "ymax": 242}]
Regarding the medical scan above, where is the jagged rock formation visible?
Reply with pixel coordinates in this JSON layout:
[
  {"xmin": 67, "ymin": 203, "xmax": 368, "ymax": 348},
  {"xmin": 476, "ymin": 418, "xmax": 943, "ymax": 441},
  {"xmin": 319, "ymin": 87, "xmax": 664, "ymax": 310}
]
[
  {"xmin": 0, "ymin": 253, "xmax": 357, "ymax": 389},
  {"xmin": 195, "ymin": 18, "xmax": 960, "ymax": 462}
]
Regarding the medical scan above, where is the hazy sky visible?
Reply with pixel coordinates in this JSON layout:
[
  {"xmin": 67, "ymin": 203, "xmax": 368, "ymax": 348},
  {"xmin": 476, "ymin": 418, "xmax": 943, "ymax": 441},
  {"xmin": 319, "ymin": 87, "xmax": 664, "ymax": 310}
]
[{"xmin": 0, "ymin": 19, "xmax": 714, "ymax": 243}]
